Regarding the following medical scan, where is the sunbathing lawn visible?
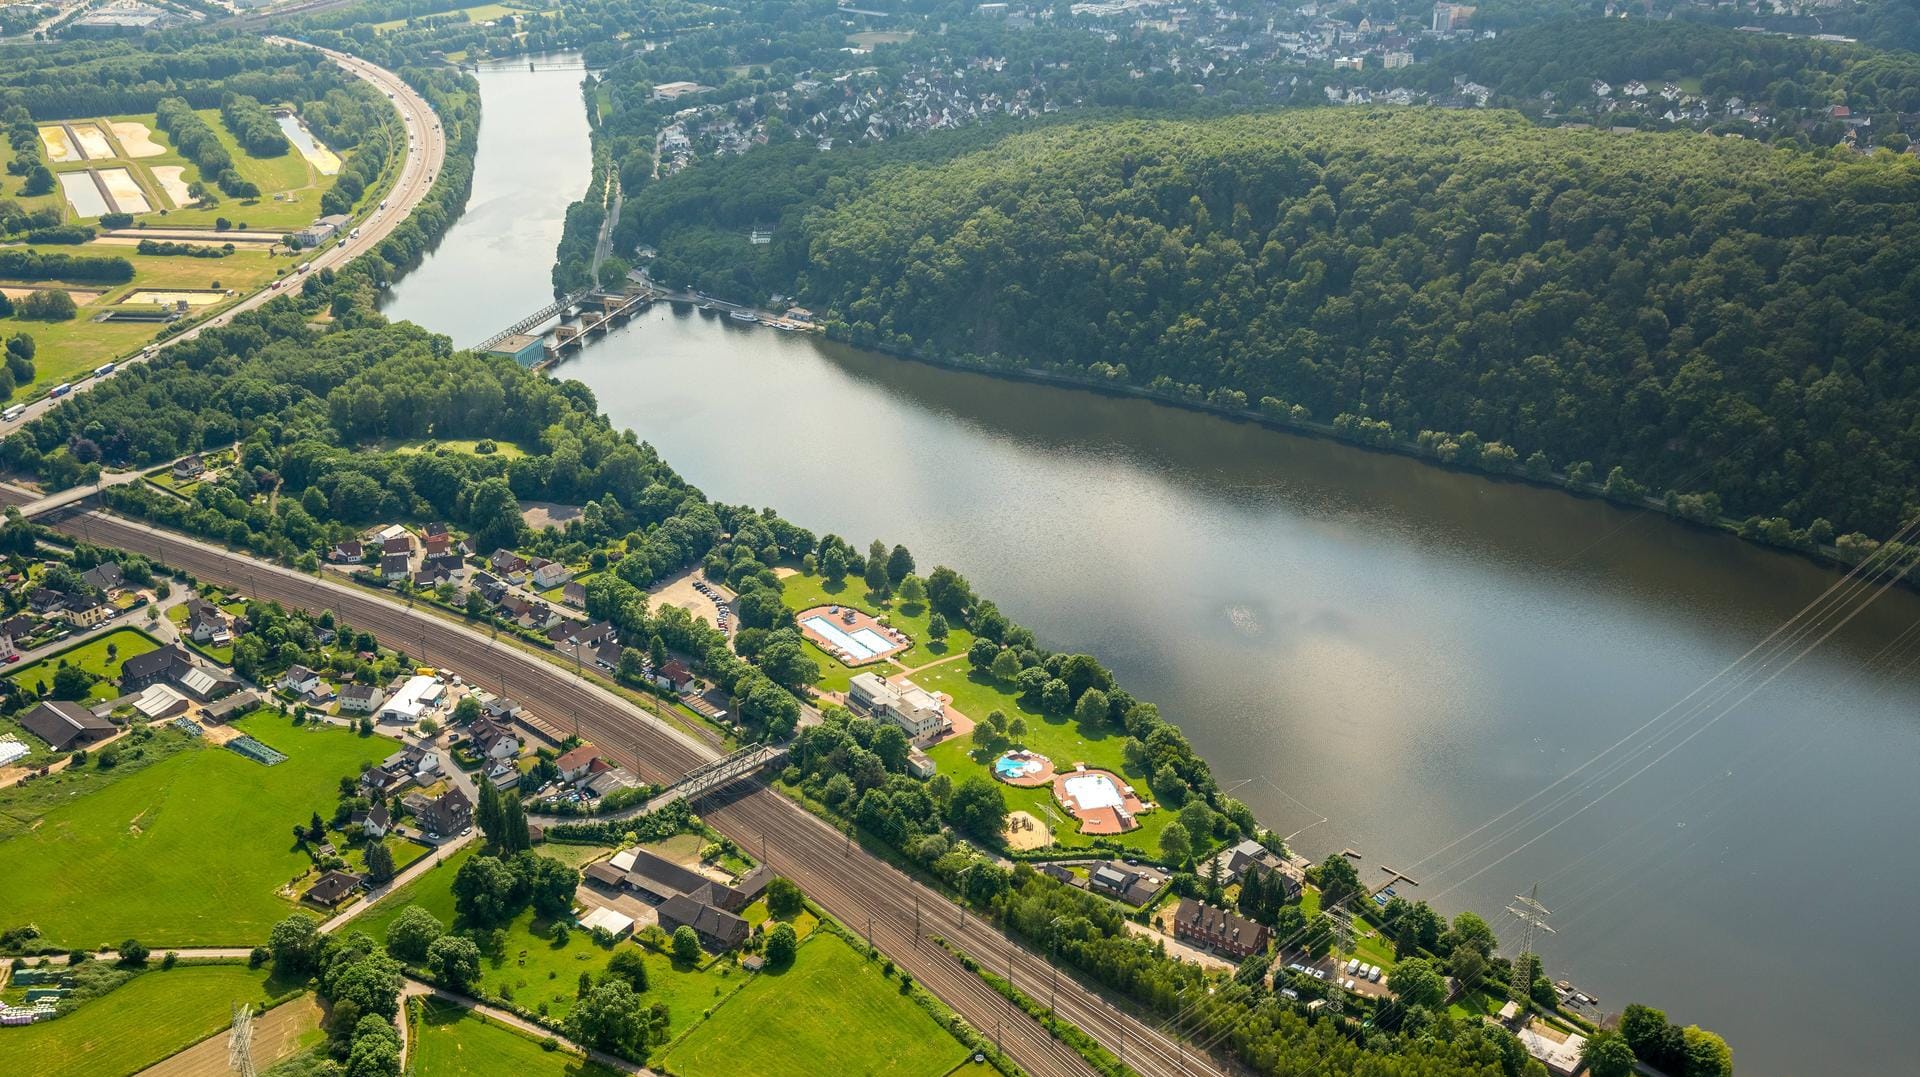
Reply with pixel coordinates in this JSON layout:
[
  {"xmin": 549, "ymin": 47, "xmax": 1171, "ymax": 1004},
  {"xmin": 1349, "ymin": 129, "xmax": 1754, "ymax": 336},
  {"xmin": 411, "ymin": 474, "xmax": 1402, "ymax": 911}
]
[
  {"xmin": 6, "ymin": 626, "xmax": 162, "ymax": 702},
  {"xmin": 0, "ymin": 711, "xmax": 397, "ymax": 947},
  {"xmin": 777, "ymin": 570, "xmax": 975, "ymax": 674},
  {"xmin": 0, "ymin": 964, "xmax": 300, "ymax": 1077},
  {"xmin": 663, "ymin": 933, "xmax": 965, "ymax": 1077},
  {"xmin": 411, "ymin": 997, "xmax": 622, "ymax": 1077},
  {"xmin": 373, "ymin": 1, "xmax": 528, "ymax": 31}
]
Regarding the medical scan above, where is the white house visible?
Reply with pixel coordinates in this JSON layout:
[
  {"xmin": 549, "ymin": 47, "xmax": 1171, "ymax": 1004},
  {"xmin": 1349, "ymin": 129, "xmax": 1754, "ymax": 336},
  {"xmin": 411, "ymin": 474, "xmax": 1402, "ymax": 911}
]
[
  {"xmin": 340, "ymin": 683, "xmax": 384, "ymax": 714},
  {"xmin": 530, "ymin": 558, "xmax": 573, "ymax": 590},
  {"xmin": 279, "ymin": 665, "xmax": 321, "ymax": 696}
]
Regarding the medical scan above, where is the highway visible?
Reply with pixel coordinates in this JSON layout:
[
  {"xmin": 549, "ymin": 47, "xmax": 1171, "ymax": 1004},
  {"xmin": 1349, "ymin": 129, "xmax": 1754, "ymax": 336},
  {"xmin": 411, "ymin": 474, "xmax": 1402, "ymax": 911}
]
[
  {"xmin": 22, "ymin": 503, "xmax": 1227, "ymax": 1077},
  {"xmin": 0, "ymin": 40, "xmax": 447, "ymax": 432}
]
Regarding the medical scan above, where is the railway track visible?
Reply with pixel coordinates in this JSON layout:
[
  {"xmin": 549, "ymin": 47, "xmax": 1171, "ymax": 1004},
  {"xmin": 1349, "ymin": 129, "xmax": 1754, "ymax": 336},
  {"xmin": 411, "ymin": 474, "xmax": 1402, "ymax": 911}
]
[{"xmin": 26, "ymin": 505, "xmax": 1226, "ymax": 1077}]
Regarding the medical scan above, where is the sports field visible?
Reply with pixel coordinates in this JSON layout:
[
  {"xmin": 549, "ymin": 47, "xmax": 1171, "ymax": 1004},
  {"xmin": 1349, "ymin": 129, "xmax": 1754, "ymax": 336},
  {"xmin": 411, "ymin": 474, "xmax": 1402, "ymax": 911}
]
[
  {"xmin": 662, "ymin": 934, "xmax": 965, "ymax": 1077},
  {"xmin": 0, "ymin": 964, "xmax": 301, "ymax": 1077},
  {"xmin": 411, "ymin": 998, "xmax": 622, "ymax": 1077},
  {"xmin": 0, "ymin": 711, "xmax": 398, "ymax": 946}
]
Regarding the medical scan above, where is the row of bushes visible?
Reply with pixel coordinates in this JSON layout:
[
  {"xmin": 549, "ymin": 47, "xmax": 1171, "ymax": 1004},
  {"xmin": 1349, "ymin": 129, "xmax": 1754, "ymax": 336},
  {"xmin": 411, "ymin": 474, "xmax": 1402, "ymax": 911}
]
[
  {"xmin": 219, "ymin": 92, "xmax": 291, "ymax": 158},
  {"xmin": 156, "ymin": 96, "xmax": 257, "ymax": 199}
]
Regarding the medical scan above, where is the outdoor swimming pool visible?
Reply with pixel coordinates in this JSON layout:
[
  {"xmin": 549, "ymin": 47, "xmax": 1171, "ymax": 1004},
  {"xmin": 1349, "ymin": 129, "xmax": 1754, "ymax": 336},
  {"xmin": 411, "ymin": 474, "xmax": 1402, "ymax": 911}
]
[
  {"xmin": 802, "ymin": 615, "xmax": 895, "ymax": 661},
  {"xmin": 994, "ymin": 752, "xmax": 1046, "ymax": 780},
  {"xmin": 1062, "ymin": 773, "xmax": 1124, "ymax": 811}
]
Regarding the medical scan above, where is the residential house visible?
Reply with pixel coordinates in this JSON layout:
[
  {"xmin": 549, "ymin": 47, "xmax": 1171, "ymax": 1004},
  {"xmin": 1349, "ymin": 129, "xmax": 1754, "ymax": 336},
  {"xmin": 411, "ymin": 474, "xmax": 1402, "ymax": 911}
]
[
  {"xmin": 421, "ymin": 552, "xmax": 465, "ymax": 580},
  {"xmin": 184, "ymin": 598, "xmax": 231, "ymax": 645},
  {"xmin": 652, "ymin": 659, "xmax": 694, "ymax": 693},
  {"xmin": 481, "ymin": 696, "xmax": 521, "ymax": 722},
  {"xmin": 382, "ymin": 743, "xmax": 439, "ymax": 780},
  {"xmin": 592, "ymin": 642, "xmax": 624, "ymax": 674},
  {"xmin": 27, "ymin": 588, "xmax": 65, "ymax": 615},
  {"xmin": 489, "ymin": 550, "xmax": 528, "ymax": 580},
  {"xmin": 171, "ymin": 454, "xmax": 206, "ymax": 481},
  {"xmin": 468, "ymin": 717, "xmax": 521, "ymax": 762},
  {"xmin": 408, "ymin": 786, "xmax": 473, "ymax": 837},
  {"xmin": 556, "ymin": 745, "xmax": 602, "ymax": 784},
  {"xmin": 381, "ymin": 553, "xmax": 411, "ymax": 582},
  {"xmin": 79, "ymin": 563, "xmax": 123, "ymax": 593},
  {"xmin": 0, "ymin": 632, "xmax": 15, "ymax": 661},
  {"xmin": 351, "ymin": 801, "xmax": 391, "ymax": 839},
  {"xmin": 530, "ymin": 558, "xmax": 572, "ymax": 590},
  {"xmin": 562, "ymin": 581, "xmax": 587, "ymax": 608},
  {"xmin": 305, "ymin": 870, "xmax": 364, "ymax": 907},
  {"xmin": 471, "ymin": 572, "xmax": 507, "ymax": 605},
  {"xmin": 1088, "ymin": 862, "xmax": 1166, "ymax": 906},
  {"xmin": 60, "ymin": 593, "xmax": 112, "ymax": 628},
  {"xmin": 847, "ymin": 672, "xmax": 949, "ymax": 742},
  {"xmin": 278, "ymin": 665, "xmax": 322, "ymax": 696},
  {"xmin": 1209, "ymin": 838, "xmax": 1303, "ymax": 900},
  {"xmin": 329, "ymin": 539, "xmax": 364, "ymax": 563},
  {"xmin": 340, "ymin": 683, "xmax": 384, "ymax": 714},
  {"xmin": 382, "ymin": 535, "xmax": 415, "ymax": 556},
  {"xmin": 361, "ymin": 763, "xmax": 412, "ymax": 798},
  {"xmin": 20, "ymin": 700, "xmax": 115, "ymax": 751},
  {"xmin": 1172, "ymin": 898, "xmax": 1270, "ymax": 958}
]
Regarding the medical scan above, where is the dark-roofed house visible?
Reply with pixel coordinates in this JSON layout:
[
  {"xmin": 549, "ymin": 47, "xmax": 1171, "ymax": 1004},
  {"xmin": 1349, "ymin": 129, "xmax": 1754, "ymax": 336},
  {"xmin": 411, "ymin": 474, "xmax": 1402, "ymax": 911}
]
[
  {"xmin": 20, "ymin": 700, "xmax": 115, "ymax": 751},
  {"xmin": 562, "ymin": 581, "xmax": 587, "ymax": 608},
  {"xmin": 329, "ymin": 539, "xmax": 364, "ymax": 563},
  {"xmin": 584, "ymin": 861, "xmax": 627, "ymax": 889},
  {"xmin": 1087, "ymin": 862, "xmax": 1166, "ymax": 907},
  {"xmin": 201, "ymin": 689, "xmax": 260, "ymax": 724},
  {"xmin": 381, "ymin": 553, "xmax": 411, "ymax": 582},
  {"xmin": 658, "ymin": 893, "xmax": 749, "ymax": 950},
  {"xmin": 27, "ymin": 588, "xmax": 65, "ymax": 614},
  {"xmin": 120, "ymin": 644, "xmax": 203, "ymax": 694},
  {"xmin": 306, "ymin": 870, "xmax": 364, "ymax": 907},
  {"xmin": 468, "ymin": 717, "xmax": 520, "ymax": 762},
  {"xmin": 1210, "ymin": 839, "xmax": 1303, "ymax": 901},
  {"xmin": 622, "ymin": 849, "xmax": 713, "ymax": 903},
  {"xmin": 60, "ymin": 592, "xmax": 112, "ymax": 628},
  {"xmin": 80, "ymin": 563, "xmax": 124, "ymax": 593},
  {"xmin": 340, "ymin": 684, "xmax": 384, "ymax": 715},
  {"xmin": 1172, "ymin": 898, "xmax": 1270, "ymax": 959},
  {"xmin": 413, "ymin": 787, "xmax": 472, "ymax": 838}
]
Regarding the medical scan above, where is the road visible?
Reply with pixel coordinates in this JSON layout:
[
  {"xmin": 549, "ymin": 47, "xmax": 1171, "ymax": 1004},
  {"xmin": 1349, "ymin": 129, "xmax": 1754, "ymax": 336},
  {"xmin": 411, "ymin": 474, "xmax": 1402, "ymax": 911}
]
[
  {"xmin": 23, "ymin": 505, "xmax": 1224, "ymax": 1077},
  {"xmin": 0, "ymin": 39, "xmax": 447, "ymax": 433}
]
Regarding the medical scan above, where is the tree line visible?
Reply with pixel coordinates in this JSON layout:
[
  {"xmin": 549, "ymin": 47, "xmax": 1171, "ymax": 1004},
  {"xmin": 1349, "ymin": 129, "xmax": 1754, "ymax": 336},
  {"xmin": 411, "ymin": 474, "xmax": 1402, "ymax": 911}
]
[
  {"xmin": 158, "ymin": 96, "xmax": 261, "ymax": 199},
  {"xmin": 220, "ymin": 91, "xmax": 292, "ymax": 158},
  {"xmin": 630, "ymin": 106, "xmax": 1920, "ymax": 546}
]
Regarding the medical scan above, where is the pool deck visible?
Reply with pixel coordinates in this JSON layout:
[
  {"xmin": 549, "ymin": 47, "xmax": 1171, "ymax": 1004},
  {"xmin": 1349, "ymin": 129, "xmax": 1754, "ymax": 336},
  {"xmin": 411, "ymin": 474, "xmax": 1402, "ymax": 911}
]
[
  {"xmin": 1052, "ymin": 766, "xmax": 1149, "ymax": 835},
  {"xmin": 797, "ymin": 603, "xmax": 911, "ymax": 666}
]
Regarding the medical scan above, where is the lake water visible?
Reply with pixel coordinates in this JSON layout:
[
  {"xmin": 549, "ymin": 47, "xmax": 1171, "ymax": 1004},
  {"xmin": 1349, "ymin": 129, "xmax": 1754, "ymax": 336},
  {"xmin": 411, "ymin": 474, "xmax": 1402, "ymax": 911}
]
[{"xmin": 388, "ymin": 55, "xmax": 1920, "ymax": 1076}]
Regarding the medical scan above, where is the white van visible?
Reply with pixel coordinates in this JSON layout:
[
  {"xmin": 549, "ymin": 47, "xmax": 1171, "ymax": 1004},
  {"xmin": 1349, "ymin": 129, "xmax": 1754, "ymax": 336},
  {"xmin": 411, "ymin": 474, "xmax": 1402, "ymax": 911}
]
[
  {"xmin": 1345, "ymin": 958, "xmax": 1360, "ymax": 975},
  {"xmin": 1367, "ymin": 965, "xmax": 1382, "ymax": 982}
]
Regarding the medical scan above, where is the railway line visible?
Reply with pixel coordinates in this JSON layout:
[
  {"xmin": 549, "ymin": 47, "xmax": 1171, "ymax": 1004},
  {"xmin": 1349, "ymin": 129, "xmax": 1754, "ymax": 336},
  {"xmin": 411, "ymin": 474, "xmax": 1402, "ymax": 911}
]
[{"xmin": 24, "ymin": 504, "xmax": 1226, "ymax": 1077}]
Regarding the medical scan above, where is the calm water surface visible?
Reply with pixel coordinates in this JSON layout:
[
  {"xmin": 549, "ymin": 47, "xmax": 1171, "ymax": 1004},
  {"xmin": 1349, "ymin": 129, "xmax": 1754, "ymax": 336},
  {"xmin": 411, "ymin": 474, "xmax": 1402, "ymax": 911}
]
[{"xmin": 395, "ymin": 58, "xmax": 1920, "ymax": 1076}]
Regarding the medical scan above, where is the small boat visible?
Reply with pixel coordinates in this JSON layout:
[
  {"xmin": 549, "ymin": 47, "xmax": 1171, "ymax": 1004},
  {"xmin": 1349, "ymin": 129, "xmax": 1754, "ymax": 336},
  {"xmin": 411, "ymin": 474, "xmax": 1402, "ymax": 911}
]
[{"xmin": 728, "ymin": 308, "xmax": 758, "ymax": 323}]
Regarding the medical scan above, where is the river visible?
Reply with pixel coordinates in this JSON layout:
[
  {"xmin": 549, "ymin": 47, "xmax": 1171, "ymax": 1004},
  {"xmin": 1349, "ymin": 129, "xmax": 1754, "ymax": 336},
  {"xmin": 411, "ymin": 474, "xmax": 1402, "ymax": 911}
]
[{"xmin": 385, "ymin": 57, "xmax": 1920, "ymax": 1076}]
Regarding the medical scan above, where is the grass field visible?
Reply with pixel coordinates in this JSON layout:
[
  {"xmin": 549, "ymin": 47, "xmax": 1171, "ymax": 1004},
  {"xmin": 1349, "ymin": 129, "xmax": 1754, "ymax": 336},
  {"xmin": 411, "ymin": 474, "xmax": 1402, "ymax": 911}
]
[
  {"xmin": 355, "ymin": 841, "xmax": 744, "ymax": 1035},
  {"xmin": 6, "ymin": 626, "xmax": 162, "ymax": 702},
  {"xmin": 381, "ymin": 436, "xmax": 530, "ymax": 460},
  {"xmin": 2, "ymin": 244, "xmax": 290, "ymax": 392},
  {"xmin": 411, "ymin": 997, "xmax": 622, "ymax": 1077},
  {"xmin": 663, "ymin": 933, "xmax": 965, "ymax": 1077},
  {"xmin": 0, "ymin": 711, "xmax": 398, "ymax": 946},
  {"xmin": 0, "ymin": 964, "xmax": 301, "ymax": 1077},
  {"xmin": 777, "ymin": 570, "xmax": 974, "ymax": 693},
  {"xmin": 0, "ymin": 724, "xmax": 196, "ymax": 837}
]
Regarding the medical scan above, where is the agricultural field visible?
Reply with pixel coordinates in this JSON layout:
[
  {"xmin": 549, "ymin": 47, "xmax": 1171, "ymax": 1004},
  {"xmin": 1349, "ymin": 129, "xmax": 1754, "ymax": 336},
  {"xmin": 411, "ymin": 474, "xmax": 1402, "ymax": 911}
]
[
  {"xmin": 0, "ymin": 964, "xmax": 302, "ymax": 1077},
  {"xmin": 5, "ymin": 626, "xmax": 162, "ymax": 702},
  {"xmin": 0, "ymin": 724, "xmax": 197, "ymax": 836},
  {"xmin": 662, "ymin": 933, "xmax": 967, "ymax": 1077},
  {"xmin": 410, "ymin": 998, "xmax": 623, "ymax": 1077},
  {"xmin": 0, "ymin": 711, "xmax": 399, "ymax": 946}
]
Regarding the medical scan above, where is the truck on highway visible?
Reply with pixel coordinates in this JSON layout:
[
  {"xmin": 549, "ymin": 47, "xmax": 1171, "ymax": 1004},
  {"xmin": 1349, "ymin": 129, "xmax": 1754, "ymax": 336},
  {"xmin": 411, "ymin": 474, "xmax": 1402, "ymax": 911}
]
[
  {"xmin": 49, "ymin": 383, "xmax": 71, "ymax": 398},
  {"xmin": 93, "ymin": 362, "xmax": 115, "ymax": 377},
  {"xmin": 3, "ymin": 405, "xmax": 24, "ymax": 423}
]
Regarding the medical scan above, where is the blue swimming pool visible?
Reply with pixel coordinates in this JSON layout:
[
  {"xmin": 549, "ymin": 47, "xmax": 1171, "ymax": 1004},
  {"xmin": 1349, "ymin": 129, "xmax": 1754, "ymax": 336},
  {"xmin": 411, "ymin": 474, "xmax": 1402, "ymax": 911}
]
[{"xmin": 803, "ymin": 614, "xmax": 895, "ymax": 661}]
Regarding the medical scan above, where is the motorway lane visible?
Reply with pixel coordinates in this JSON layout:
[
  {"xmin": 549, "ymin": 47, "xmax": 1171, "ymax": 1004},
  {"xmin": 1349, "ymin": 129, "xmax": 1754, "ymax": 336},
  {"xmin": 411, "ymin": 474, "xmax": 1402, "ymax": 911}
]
[
  {"xmin": 34, "ymin": 505, "xmax": 1227, "ymax": 1077},
  {"xmin": 0, "ymin": 40, "xmax": 446, "ymax": 433}
]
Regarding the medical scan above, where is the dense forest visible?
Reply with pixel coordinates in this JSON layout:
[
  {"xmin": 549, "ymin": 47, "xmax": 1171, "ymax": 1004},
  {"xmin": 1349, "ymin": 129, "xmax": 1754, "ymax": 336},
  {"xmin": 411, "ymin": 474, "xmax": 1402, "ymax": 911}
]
[
  {"xmin": 0, "ymin": 37, "xmax": 346, "ymax": 120},
  {"xmin": 625, "ymin": 107, "xmax": 1920, "ymax": 546}
]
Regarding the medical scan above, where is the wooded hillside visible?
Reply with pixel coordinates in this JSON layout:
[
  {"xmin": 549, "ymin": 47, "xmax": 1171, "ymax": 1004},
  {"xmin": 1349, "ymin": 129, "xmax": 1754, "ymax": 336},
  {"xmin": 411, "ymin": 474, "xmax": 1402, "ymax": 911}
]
[{"xmin": 769, "ymin": 109, "xmax": 1920, "ymax": 542}]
